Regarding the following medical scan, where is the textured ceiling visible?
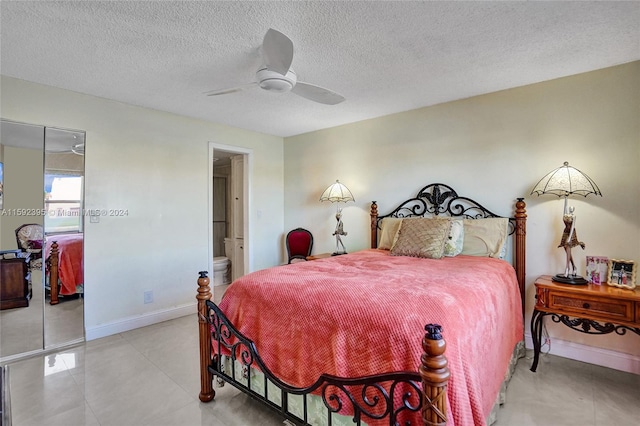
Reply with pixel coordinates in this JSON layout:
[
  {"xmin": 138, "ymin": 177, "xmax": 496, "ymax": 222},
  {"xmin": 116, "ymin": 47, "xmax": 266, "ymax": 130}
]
[{"xmin": 1, "ymin": 1, "xmax": 639, "ymax": 137}]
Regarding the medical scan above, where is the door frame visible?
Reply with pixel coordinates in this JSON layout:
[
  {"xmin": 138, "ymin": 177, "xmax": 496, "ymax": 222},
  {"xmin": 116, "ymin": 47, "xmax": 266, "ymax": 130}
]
[{"xmin": 208, "ymin": 142, "xmax": 252, "ymax": 281}]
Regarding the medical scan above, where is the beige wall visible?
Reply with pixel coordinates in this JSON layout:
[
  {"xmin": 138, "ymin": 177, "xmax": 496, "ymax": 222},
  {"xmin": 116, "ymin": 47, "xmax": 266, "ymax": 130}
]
[
  {"xmin": 0, "ymin": 145, "xmax": 44, "ymax": 251},
  {"xmin": 0, "ymin": 144, "xmax": 3, "ymax": 245},
  {"xmin": 284, "ymin": 62, "xmax": 640, "ymax": 360},
  {"xmin": 1, "ymin": 76, "xmax": 285, "ymax": 337}
]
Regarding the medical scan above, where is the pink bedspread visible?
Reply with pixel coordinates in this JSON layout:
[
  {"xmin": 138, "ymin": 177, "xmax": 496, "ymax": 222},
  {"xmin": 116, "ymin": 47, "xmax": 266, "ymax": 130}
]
[
  {"xmin": 218, "ymin": 249, "xmax": 523, "ymax": 426},
  {"xmin": 45, "ymin": 234, "xmax": 83, "ymax": 295}
]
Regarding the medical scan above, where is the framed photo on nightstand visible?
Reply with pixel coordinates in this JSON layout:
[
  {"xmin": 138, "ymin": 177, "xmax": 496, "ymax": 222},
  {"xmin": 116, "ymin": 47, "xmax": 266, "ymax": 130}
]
[
  {"xmin": 586, "ymin": 256, "xmax": 608, "ymax": 285},
  {"xmin": 606, "ymin": 259, "xmax": 636, "ymax": 290}
]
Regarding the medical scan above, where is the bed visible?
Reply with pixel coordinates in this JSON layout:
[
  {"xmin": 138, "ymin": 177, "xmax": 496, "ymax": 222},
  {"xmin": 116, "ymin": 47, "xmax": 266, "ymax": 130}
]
[
  {"xmin": 197, "ymin": 183, "xmax": 527, "ymax": 426},
  {"xmin": 45, "ymin": 233, "xmax": 84, "ymax": 305}
]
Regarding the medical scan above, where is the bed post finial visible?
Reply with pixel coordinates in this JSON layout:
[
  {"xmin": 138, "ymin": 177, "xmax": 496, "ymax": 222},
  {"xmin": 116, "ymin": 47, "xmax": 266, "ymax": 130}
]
[
  {"xmin": 370, "ymin": 201, "xmax": 378, "ymax": 249},
  {"xmin": 49, "ymin": 241, "xmax": 60, "ymax": 305},
  {"xmin": 197, "ymin": 271, "xmax": 215, "ymax": 402},
  {"xmin": 420, "ymin": 323, "xmax": 450, "ymax": 426}
]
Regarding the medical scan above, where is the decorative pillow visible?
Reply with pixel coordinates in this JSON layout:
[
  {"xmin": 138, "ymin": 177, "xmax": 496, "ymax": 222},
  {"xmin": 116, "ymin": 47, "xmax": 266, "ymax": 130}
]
[
  {"xmin": 390, "ymin": 218, "xmax": 451, "ymax": 259},
  {"xmin": 443, "ymin": 219, "xmax": 464, "ymax": 257},
  {"xmin": 378, "ymin": 217, "xmax": 403, "ymax": 250},
  {"xmin": 461, "ymin": 218, "xmax": 509, "ymax": 258},
  {"xmin": 27, "ymin": 239, "xmax": 43, "ymax": 250}
]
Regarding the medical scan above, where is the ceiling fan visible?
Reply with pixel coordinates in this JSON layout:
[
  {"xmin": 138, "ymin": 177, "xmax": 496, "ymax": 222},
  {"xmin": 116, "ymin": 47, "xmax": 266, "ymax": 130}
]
[
  {"xmin": 46, "ymin": 142, "xmax": 84, "ymax": 156},
  {"xmin": 45, "ymin": 129, "xmax": 85, "ymax": 155},
  {"xmin": 204, "ymin": 28, "xmax": 345, "ymax": 105}
]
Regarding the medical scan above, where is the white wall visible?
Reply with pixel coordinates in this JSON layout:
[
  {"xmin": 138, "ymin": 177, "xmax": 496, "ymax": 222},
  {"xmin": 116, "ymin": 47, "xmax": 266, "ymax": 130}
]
[
  {"xmin": 0, "ymin": 144, "xmax": 3, "ymax": 245},
  {"xmin": 0, "ymin": 145, "xmax": 44, "ymax": 250},
  {"xmin": 1, "ymin": 76, "xmax": 284, "ymax": 339},
  {"xmin": 284, "ymin": 62, "xmax": 640, "ymax": 365}
]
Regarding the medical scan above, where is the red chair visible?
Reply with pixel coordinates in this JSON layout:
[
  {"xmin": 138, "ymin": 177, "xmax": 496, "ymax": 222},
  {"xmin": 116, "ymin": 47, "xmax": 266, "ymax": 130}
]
[{"xmin": 286, "ymin": 228, "xmax": 313, "ymax": 264}]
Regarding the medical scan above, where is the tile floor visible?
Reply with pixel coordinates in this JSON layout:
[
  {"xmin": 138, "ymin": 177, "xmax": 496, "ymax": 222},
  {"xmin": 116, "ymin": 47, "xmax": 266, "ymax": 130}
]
[
  {"xmin": 4, "ymin": 312, "xmax": 640, "ymax": 426},
  {"xmin": 1, "ymin": 269, "xmax": 84, "ymax": 359},
  {"xmin": 1, "ymin": 270, "xmax": 44, "ymax": 358}
]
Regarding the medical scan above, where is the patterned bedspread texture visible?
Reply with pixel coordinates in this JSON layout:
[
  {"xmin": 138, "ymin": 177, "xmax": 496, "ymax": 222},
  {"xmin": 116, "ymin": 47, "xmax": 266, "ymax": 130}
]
[
  {"xmin": 45, "ymin": 234, "xmax": 83, "ymax": 295},
  {"xmin": 218, "ymin": 249, "xmax": 523, "ymax": 426}
]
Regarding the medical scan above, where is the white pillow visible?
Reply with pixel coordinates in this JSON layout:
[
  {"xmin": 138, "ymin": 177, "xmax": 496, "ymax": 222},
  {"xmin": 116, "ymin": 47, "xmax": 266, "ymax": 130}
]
[
  {"xmin": 461, "ymin": 218, "xmax": 509, "ymax": 258},
  {"xmin": 378, "ymin": 217, "xmax": 403, "ymax": 250},
  {"xmin": 443, "ymin": 219, "xmax": 464, "ymax": 257}
]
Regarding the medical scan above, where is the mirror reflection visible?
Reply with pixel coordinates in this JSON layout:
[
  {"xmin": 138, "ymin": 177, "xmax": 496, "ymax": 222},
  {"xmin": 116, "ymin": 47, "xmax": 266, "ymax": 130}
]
[
  {"xmin": 43, "ymin": 126, "xmax": 85, "ymax": 348},
  {"xmin": 0, "ymin": 119, "xmax": 45, "ymax": 357},
  {"xmin": 0, "ymin": 119, "xmax": 85, "ymax": 360}
]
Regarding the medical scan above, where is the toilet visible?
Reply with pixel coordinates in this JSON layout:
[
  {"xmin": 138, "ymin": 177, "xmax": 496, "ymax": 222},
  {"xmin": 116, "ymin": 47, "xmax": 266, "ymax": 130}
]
[{"xmin": 212, "ymin": 238, "xmax": 233, "ymax": 286}]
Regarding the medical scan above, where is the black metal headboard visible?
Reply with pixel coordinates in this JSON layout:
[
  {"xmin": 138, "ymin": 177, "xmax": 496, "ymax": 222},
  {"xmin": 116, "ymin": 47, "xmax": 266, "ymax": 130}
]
[
  {"xmin": 374, "ymin": 183, "xmax": 517, "ymax": 235},
  {"xmin": 369, "ymin": 182, "xmax": 528, "ymax": 323}
]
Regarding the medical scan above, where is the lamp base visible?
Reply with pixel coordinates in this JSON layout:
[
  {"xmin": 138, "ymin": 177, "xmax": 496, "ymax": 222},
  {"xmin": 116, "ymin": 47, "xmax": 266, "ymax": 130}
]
[
  {"xmin": 331, "ymin": 252, "xmax": 347, "ymax": 256},
  {"xmin": 552, "ymin": 274, "xmax": 588, "ymax": 285}
]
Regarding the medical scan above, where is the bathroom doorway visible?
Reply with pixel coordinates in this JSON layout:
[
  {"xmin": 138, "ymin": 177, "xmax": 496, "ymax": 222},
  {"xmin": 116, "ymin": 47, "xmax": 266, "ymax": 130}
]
[{"xmin": 208, "ymin": 143, "xmax": 251, "ymax": 294}]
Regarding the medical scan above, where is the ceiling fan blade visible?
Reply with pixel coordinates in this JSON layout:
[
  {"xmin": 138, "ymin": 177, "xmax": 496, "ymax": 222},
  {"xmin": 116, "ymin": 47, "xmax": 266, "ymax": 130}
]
[
  {"xmin": 203, "ymin": 82, "xmax": 257, "ymax": 96},
  {"xmin": 291, "ymin": 82, "xmax": 346, "ymax": 105},
  {"xmin": 262, "ymin": 28, "xmax": 294, "ymax": 76},
  {"xmin": 71, "ymin": 143, "xmax": 85, "ymax": 155}
]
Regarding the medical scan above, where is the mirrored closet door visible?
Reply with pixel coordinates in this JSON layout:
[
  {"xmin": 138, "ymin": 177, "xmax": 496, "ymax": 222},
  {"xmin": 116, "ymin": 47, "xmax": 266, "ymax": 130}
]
[
  {"xmin": 0, "ymin": 120, "xmax": 45, "ymax": 357},
  {"xmin": 43, "ymin": 126, "xmax": 85, "ymax": 349},
  {"xmin": 0, "ymin": 119, "xmax": 85, "ymax": 360}
]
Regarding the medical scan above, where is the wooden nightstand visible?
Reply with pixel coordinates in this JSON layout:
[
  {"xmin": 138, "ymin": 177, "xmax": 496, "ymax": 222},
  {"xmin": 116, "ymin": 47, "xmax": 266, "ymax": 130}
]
[
  {"xmin": 530, "ymin": 275, "xmax": 640, "ymax": 372},
  {"xmin": 0, "ymin": 255, "xmax": 31, "ymax": 310},
  {"xmin": 306, "ymin": 253, "xmax": 332, "ymax": 261}
]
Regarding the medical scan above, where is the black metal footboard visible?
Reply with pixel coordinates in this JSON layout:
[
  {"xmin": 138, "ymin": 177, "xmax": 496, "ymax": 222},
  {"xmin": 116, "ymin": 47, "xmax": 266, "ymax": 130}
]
[{"xmin": 204, "ymin": 300, "xmax": 424, "ymax": 426}]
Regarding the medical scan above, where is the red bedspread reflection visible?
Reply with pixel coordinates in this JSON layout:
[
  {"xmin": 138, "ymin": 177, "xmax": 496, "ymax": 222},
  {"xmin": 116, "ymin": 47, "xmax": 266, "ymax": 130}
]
[
  {"xmin": 218, "ymin": 249, "xmax": 523, "ymax": 426},
  {"xmin": 45, "ymin": 233, "xmax": 83, "ymax": 295}
]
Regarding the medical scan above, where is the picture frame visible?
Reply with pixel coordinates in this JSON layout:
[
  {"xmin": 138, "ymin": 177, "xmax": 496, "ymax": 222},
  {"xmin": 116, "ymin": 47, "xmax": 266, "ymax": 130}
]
[
  {"xmin": 606, "ymin": 259, "xmax": 636, "ymax": 290},
  {"xmin": 586, "ymin": 255, "xmax": 608, "ymax": 285}
]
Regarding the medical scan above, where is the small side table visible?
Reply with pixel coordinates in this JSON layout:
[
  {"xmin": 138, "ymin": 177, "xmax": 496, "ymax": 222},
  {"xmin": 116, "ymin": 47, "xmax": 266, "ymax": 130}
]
[
  {"xmin": 0, "ymin": 255, "xmax": 31, "ymax": 310},
  {"xmin": 306, "ymin": 253, "xmax": 332, "ymax": 261},
  {"xmin": 530, "ymin": 275, "xmax": 640, "ymax": 372}
]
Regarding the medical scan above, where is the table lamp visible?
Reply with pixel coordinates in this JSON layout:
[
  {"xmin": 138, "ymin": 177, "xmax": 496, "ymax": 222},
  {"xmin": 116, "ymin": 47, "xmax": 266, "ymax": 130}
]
[
  {"xmin": 319, "ymin": 180, "xmax": 355, "ymax": 255},
  {"xmin": 530, "ymin": 161, "xmax": 602, "ymax": 284}
]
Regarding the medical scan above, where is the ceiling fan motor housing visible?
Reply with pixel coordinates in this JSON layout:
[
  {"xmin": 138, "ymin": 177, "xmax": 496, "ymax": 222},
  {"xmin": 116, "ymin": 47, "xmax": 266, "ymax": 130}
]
[{"xmin": 257, "ymin": 68, "xmax": 297, "ymax": 92}]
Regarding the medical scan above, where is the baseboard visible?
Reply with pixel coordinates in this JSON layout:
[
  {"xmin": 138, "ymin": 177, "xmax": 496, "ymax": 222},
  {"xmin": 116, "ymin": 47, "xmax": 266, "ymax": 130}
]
[
  {"xmin": 524, "ymin": 332, "xmax": 640, "ymax": 374},
  {"xmin": 86, "ymin": 303, "xmax": 196, "ymax": 341}
]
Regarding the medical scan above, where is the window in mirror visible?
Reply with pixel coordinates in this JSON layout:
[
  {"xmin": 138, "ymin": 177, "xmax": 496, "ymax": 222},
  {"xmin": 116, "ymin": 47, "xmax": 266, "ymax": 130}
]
[{"xmin": 44, "ymin": 174, "xmax": 83, "ymax": 234}]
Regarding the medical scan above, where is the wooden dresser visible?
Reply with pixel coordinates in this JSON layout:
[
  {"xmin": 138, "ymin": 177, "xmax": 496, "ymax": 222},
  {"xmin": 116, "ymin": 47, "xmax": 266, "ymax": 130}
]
[
  {"xmin": 0, "ymin": 255, "xmax": 31, "ymax": 310},
  {"xmin": 530, "ymin": 275, "xmax": 640, "ymax": 371}
]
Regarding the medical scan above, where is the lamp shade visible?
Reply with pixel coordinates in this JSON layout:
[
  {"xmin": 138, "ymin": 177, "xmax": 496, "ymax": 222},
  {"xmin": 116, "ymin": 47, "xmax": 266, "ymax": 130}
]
[
  {"xmin": 319, "ymin": 180, "xmax": 355, "ymax": 203},
  {"xmin": 530, "ymin": 161, "xmax": 602, "ymax": 198}
]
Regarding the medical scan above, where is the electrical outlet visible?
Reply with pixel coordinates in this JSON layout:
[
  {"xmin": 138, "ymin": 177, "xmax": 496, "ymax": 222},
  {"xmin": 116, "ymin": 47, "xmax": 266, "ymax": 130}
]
[{"xmin": 143, "ymin": 290, "xmax": 153, "ymax": 304}]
